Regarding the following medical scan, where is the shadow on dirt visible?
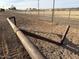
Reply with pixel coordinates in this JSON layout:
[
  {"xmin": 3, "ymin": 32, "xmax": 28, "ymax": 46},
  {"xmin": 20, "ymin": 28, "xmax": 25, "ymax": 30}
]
[
  {"xmin": 20, "ymin": 29, "xmax": 79, "ymax": 56},
  {"xmin": 62, "ymin": 38, "xmax": 79, "ymax": 55},
  {"xmin": 20, "ymin": 29, "xmax": 61, "ymax": 45}
]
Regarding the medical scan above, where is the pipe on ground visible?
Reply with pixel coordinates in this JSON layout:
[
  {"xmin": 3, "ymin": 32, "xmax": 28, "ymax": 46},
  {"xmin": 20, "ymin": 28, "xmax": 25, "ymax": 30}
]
[{"xmin": 7, "ymin": 18, "xmax": 46, "ymax": 59}]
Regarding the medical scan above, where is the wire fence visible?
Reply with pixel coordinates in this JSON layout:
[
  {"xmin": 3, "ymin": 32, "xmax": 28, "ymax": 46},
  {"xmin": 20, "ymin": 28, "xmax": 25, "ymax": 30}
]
[{"xmin": 25, "ymin": 0, "xmax": 79, "ymax": 29}]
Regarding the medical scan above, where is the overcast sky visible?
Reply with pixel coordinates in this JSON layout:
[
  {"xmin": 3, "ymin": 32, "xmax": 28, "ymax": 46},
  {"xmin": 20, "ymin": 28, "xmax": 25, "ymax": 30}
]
[{"xmin": 0, "ymin": 0, "xmax": 79, "ymax": 9}]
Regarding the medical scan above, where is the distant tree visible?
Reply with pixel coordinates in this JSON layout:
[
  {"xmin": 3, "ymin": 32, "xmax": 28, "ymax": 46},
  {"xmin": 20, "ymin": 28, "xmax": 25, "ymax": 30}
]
[
  {"xmin": 0, "ymin": 8, "xmax": 5, "ymax": 12},
  {"xmin": 32, "ymin": 8, "xmax": 37, "ymax": 11},
  {"xmin": 9, "ymin": 5, "xmax": 16, "ymax": 10}
]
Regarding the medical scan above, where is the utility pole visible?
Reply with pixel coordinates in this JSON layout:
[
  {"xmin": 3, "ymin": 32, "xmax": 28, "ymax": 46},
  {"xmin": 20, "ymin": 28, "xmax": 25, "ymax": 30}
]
[
  {"xmin": 50, "ymin": 0, "xmax": 55, "ymax": 35},
  {"xmin": 38, "ymin": 0, "xmax": 39, "ymax": 16},
  {"xmin": 52, "ymin": 0, "xmax": 55, "ymax": 24},
  {"xmin": 69, "ymin": 8, "xmax": 71, "ymax": 20},
  {"xmin": 9, "ymin": 0, "xmax": 10, "ymax": 8}
]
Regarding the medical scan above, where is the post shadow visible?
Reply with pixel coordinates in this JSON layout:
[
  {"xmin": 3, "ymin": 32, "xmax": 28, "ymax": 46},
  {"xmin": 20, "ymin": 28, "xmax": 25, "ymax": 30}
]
[
  {"xmin": 20, "ymin": 29, "xmax": 61, "ymax": 46},
  {"xmin": 20, "ymin": 29, "xmax": 79, "ymax": 56},
  {"xmin": 61, "ymin": 38, "xmax": 79, "ymax": 55}
]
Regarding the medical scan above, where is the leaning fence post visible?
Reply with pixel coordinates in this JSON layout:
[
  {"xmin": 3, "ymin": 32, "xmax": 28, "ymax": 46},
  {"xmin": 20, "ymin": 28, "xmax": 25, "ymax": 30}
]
[{"xmin": 61, "ymin": 25, "xmax": 70, "ymax": 45}]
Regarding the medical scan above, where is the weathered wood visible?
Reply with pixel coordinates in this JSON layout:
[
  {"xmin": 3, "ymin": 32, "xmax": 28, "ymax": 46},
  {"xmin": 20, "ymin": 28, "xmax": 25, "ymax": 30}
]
[{"xmin": 7, "ymin": 18, "xmax": 46, "ymax": 59}]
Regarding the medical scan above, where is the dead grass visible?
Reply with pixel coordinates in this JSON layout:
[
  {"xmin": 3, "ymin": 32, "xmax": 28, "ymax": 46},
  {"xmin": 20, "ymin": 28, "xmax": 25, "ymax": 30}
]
[{"xmin": 24, "ymin": 10, "xmax": 79, "ymax": 19}]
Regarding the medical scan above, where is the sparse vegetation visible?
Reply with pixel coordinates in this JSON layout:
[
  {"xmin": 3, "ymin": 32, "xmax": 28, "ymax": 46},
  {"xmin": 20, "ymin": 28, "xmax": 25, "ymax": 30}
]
[
  {"xmin": 0, "ymin": 8, "xmax": 5, "ymax": 12},
  {"xmin": 9, "ymin": 5, "xmax": 16, "ymax": 10}
]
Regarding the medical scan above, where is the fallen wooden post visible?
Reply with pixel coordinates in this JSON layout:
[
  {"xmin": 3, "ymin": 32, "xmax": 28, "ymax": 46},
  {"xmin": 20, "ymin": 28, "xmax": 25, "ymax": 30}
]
[{"xmin": 7, "ymin": 17, "xmax": 46, "ymax": 59}]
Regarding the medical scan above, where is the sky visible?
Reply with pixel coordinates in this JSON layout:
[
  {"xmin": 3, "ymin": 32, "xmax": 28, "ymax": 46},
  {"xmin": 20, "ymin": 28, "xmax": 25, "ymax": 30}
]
[{"xmin": 0, "ymin": 0, "xmax": 79, "ymax": 9}]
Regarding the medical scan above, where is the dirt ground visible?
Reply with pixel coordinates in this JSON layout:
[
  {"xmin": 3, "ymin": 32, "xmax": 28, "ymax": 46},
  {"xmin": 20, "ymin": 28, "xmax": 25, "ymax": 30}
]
[{"xmin": 0, "ymin": 11, "xmax": 79, "ymax": 59}]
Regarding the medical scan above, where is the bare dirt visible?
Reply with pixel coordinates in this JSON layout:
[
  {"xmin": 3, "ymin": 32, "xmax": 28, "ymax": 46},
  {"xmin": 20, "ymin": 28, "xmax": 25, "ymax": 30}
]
[{"xmin": 0, "ymin": 11, "xmax": 79, "ymax": 59}]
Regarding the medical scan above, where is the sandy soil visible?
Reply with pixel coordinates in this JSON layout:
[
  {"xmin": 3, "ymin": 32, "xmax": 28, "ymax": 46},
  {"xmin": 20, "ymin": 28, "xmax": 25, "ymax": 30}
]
[{"xmin": 0, "ymin": 11, "xmax": 79, "ymax": 59}]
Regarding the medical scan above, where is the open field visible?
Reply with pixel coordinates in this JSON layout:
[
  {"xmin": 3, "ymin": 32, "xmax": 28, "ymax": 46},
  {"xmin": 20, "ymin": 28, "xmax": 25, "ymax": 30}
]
[
  {"xmin": 16, "ymin": 10, "xmax": 79, "ymax": 19},
  {"xmin": 0, "ymin": 11, "xmax": 79, "ymax": 59},
  {"xmin": 15, "ymin": 10, "xmax": 79, "ymax": 29}
]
